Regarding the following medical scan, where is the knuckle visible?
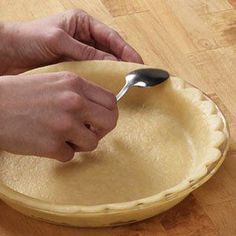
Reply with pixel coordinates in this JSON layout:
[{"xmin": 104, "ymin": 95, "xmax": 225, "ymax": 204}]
[
  {"xmin": 79, "ymin": 11, "xmax": 90, "ymax": 26},
  {"xmin": 80, "ymin": 78, "xmax": 93, "ymax": 93},
  {"xmin": 46, "ymin": 28, "xmax": 64, "ymax": 43},
  {"xmin": 61, "ymin": 71, "xmax": 77, "ymax": 78},
  {"xmin": 62, "ymin": 71, "xmax": 78, "ymax": 83},
  {"xmin": 62, "ymin": 72, "xmax": 81, "ymax": 90},
  {"xmin": 77, "ymin": 9, "xmax": 88, "ymax": 15},
  {"xmin": 59, "ymin": 91, "xmax": 83, "ymax": 111},
  {"xmin": 108, "ymin": 30, "xmax": 120, "ymax": 41},
  {"xmin": 68, "ymin": 93, "xmax": 83, "ymax": 111},
  {"xmin": 66, "ymin": 9, "xmax": 87, "ymax": 17}
]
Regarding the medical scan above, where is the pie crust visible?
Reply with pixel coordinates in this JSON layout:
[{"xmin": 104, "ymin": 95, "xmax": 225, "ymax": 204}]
[{"xmin": 0, "ymin": 61, "xmax": 229, "ymax": 227}]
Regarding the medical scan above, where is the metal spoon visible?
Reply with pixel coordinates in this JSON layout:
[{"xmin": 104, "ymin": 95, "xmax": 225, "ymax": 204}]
[{"xmin": 116, "ymin": 68, "xmax": 170, "ymax": 101}]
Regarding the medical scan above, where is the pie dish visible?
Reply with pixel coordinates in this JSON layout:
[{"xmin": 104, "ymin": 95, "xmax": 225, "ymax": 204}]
[{"xmin": 0, "ymin": 61, "xmax": 229, "ymax": 227}]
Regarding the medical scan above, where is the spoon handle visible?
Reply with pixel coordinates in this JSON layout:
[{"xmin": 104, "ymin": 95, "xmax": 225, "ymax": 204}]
[{"xmin": 116, "ymin": 82, "xmax": 130, "ymax": 101}]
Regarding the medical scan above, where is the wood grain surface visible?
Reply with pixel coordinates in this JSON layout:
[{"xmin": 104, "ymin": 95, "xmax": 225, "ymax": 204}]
[{"xmin": 0, "ymin": 0, "xmax": 235, "ymax": 235}]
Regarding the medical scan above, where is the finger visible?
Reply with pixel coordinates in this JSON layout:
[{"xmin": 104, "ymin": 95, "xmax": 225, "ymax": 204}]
[
  {"xmin": 83, "ymin": 15, "xmax": 144, "ymax": 63},
  {"xmin": 67, "ymin": 124, "xmax": 99, "ymax": 152},
  {"xmin": 82, "ymin": 99, "xmax": 118, "ymax": 138},
  {"xmin": 56, "ymin": 143, "xmax": 75, "ymax": 162},
  {"xmin": 52, "ymin": 71, "xmax": 116, "ymax": 111},
  {"xmin": 80, "ymin": 79, "xmax": 117, "ymax": 111},
  {"xmin": 44, "ymin": 141, "xmax": 75, "ymax": 162},
  {"xmin": 60, "ymin": 9, "xmax": 143, "ymax": 63},
  {"xmin": 57, "ymin": 32, "xmax": 118, "ymax": 61}
]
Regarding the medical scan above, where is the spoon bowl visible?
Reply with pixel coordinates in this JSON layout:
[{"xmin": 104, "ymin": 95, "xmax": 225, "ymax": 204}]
[{"xmin": 116, "ymin": 68, "xmax": 170, "ymax": 101}]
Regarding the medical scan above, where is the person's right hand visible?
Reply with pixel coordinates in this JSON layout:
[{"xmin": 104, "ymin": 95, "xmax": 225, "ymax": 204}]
[{"xmin": 0, "ymin": 72, "xmax": 118, "ymax": 162}]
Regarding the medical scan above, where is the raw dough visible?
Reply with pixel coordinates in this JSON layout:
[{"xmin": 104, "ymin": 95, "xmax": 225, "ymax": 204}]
[{"xmin": 0, "ymin": 61, "xmax": 222, "ymax": 206}]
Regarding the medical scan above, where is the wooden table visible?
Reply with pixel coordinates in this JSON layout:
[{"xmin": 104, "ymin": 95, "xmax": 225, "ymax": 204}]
[{"xmin": 0, "ymin": 0, "xmax": 235, "ymax": 235}]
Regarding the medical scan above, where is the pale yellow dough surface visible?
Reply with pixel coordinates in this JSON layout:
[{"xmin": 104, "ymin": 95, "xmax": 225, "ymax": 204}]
[{"xmin": 0, "ymin": 61, "xmax": 220, "ymax": 206}]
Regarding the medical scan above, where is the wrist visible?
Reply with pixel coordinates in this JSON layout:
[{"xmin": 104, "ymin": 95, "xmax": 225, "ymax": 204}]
[{"xmin": 0, "ymin": 22, "xmax": 19, "ymax": 75}]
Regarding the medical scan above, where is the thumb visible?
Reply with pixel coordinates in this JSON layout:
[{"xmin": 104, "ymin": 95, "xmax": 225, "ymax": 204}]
[{"xmin": 58, "ymin": 32, "xmax": 118, "ymax": 61}]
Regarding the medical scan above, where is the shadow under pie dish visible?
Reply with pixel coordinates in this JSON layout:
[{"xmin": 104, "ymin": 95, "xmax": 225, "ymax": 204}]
[{"xmin": 0, "ymin": 61, "xmax": 229, "ymax": 227}]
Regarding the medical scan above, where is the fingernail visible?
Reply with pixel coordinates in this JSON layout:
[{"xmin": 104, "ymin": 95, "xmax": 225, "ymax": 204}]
[{"xmin": 104, "ymin": 55, "xmax": 118, "ymax": 61}]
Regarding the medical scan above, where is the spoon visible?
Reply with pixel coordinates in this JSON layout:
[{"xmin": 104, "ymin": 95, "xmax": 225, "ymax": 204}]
[{"xmin": 116, "ymin": 68, "xmax": 170, "ymax": 101}]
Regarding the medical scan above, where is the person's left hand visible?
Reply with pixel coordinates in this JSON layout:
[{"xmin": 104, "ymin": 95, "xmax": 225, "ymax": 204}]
[{"xmin": 1, "ymin": 9, "xmax": 143, "ymax": 75}]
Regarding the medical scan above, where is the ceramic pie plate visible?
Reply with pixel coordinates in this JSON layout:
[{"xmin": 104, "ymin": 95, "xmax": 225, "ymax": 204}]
[{"xmin": 0, "ymin": 61, "xmax": 229, "ymax": 227}]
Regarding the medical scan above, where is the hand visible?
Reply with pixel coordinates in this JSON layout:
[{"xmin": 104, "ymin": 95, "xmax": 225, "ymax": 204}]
[
  {"xmin": 0, "ymin": 9, "xmax": 143, "ymax": 75},
  {"xmin": 0, "ymin": 72, "xmax": 118, "ymax": 161}
]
